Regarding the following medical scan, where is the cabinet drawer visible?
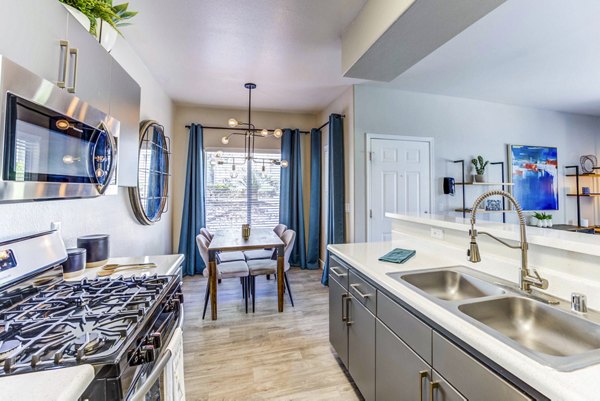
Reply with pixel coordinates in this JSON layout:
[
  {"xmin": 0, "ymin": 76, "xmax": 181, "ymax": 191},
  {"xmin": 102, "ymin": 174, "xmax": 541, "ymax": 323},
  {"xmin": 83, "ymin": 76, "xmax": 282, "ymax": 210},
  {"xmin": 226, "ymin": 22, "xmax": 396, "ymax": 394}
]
[
  {"xmin": 349, "ymin": 270, "xmax": 376, "ymax": 314},
  {"xmin": 377, "ymin": 291, "xmax": 432, "ymax": 364},
  {"xmin": 433, "ymin": 333, "xmax": 532, "ymax": 401},
  {"xmin": 329, "ymin": 256, "xmax": 349, "ymax": 289}
]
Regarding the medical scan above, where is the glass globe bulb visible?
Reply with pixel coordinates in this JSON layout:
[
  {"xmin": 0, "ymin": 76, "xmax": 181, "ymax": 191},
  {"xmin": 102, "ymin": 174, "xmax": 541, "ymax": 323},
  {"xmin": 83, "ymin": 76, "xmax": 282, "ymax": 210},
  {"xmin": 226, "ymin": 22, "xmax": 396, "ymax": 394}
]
[
  {"xmin": 260, "ymin": 129, "xmax": 268, "ymax": 137},
  {"xmin": 216, "ymin": 150, "xmax": 223, "ymax": 158},
  {"xmin": 230, "ymin": 171, "xmax": 238, "ymax": 179},
  {"xmin": 221, "ymin": 136, "xmax": 230, "ymax": 145},
  {"xmin": 210, "ymin": 159, "xmax": 217, "ymax": 166},
  {"xmin": 228, "ymin": 118, "xmax": 238, "ymax": 128},
  {"xmin": 273, "ymin": 128, "xmax": 283, "ymax": 138},
  {"xmin": 280, "ymin": 160, "xmax": 289, "ymax": 168}
]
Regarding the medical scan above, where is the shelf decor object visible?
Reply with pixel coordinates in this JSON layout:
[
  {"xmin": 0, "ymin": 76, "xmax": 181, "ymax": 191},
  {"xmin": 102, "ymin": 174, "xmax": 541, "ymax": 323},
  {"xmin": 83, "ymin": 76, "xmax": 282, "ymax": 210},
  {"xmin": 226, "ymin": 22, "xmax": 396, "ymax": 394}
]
[
  {"xmin": 129, "ymin": 120, "xmax": 170, "ymax": 225},
  {"xmin": 580, "ymin": 155, "xmax": 597, "ymax": 174},
  {"xmin": 508, "ymin": 145, "xmax": 559, "ymax": 211}
]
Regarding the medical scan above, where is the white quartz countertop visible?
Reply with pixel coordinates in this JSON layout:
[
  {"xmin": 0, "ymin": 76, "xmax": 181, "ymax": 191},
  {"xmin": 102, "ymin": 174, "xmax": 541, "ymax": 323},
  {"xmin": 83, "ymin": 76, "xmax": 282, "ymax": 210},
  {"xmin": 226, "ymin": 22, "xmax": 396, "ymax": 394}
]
[
  {"xmin": 386, "ymin": 212, "xmax": 600, "ymax": 257},
  {"xmin": 329, "ymin": 239, "xmax": 599, "ymax": 401},
  {"xmin": 0, "ymin": 254, "xmax": 184, "ymax": 401}
]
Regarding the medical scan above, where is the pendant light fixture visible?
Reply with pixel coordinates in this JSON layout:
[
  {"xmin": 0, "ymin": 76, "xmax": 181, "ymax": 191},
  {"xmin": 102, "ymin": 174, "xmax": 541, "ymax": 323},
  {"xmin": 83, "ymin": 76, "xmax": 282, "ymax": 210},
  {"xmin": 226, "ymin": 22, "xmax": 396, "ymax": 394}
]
[{"xmin": 216, "ymin": 83, "xmax": 288, "ymax": 168}]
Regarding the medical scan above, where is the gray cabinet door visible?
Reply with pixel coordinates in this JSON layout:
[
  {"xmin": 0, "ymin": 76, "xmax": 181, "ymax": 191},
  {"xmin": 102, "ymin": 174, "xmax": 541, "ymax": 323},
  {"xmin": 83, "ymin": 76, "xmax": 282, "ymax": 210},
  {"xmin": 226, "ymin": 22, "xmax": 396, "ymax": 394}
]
[
  {"xmin": 0, "ymin": 1, "xmax": 68, "ymax": 84},
  {"xmin": 431, "ymin": 371, "xmax": 466, "ymax": 401},
  {"xmin": 376, "ymin": 320, "xmax": 431, "ymax": 401},
  {"xmin": 109, "ymin": 60, "xmax": 141, "ymax": 187},
  {"xmin": 348, "ymin": 296, "xmax": 375, "ymax": 401},
  {"xmin": 329, "ymin": 277, "xmax": 348, "ymax": 368},
  {"xmin": 433, "ymin": 333, "xmax": 532, "ymax": 401},
  {"xmin": 65, "ymin": 13, "xmax": 111, "ymax": 113}
]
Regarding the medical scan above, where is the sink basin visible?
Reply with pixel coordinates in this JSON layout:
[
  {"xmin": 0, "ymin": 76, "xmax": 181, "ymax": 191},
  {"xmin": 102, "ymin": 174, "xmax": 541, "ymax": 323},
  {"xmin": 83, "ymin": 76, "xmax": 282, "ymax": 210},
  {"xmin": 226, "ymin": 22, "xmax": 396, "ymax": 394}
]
[
  {"xmin": 459, "ymin": 297, "xmax": 600, "ymax": 358},
  {"xmin": 397, "ymin": 270, "xmax": 505, "ymax": 301}
]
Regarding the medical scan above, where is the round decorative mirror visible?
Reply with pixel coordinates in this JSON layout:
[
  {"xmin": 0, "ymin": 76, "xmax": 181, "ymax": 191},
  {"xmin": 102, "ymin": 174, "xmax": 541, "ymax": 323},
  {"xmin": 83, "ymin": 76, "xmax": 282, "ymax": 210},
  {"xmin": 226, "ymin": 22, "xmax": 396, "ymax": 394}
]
[{"xmin": 129, "ymin": 120, "xmax": 170, "ymax": 225}]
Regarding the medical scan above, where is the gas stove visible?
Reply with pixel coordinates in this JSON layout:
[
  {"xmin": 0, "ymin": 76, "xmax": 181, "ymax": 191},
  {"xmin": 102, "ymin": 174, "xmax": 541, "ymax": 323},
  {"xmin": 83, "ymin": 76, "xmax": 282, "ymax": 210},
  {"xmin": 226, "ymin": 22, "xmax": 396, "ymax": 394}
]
[{"xmin": 0, "ymin": 231, "xmax": 184, "ymax": 400}]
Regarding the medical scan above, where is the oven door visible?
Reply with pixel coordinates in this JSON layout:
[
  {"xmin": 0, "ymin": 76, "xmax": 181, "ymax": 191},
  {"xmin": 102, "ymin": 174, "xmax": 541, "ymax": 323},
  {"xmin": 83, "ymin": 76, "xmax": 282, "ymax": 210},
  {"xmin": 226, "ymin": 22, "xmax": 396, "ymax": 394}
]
[
  {"xmin": 1, "ymin": 93, "xmax": 116, "ymax": 201},
  {"xmin": 127, "ymin": 308, "xmax": 185, "ymax": 401}
]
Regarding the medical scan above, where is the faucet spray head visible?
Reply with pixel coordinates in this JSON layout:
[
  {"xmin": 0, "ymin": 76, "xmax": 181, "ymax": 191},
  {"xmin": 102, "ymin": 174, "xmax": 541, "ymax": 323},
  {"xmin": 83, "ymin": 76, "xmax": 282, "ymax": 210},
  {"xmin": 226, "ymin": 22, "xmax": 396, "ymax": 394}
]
[{"xmin": 468, "ymin": 241, "xmax": 481, "ymax": 263}]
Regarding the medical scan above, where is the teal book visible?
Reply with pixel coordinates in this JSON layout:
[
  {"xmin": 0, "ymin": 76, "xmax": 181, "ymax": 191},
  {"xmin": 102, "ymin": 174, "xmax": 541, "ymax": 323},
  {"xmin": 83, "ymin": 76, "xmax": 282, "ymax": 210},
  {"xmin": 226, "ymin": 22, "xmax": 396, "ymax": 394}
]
[{"xmin": 378, "ymin": 248, "xmax": 416, "ymax": 264}]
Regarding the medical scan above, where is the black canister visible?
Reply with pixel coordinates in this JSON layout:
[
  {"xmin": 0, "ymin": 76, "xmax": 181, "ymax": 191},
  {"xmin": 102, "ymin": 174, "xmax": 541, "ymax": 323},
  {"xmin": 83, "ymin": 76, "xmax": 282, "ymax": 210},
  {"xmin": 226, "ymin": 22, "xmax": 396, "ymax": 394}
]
[
  {"xmin": 63, "ymin": 248, "xmax": 86, "ymax": 278},
  {"xmin": 77, "ymin": 234, "xmax": 110, "ymax": 268}
]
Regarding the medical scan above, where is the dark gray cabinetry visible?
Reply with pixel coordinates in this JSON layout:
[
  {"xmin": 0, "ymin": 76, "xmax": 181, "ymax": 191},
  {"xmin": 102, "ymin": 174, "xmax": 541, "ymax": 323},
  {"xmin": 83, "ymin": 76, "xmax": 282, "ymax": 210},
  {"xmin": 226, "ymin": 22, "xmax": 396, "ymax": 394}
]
[
  {"xmin": 328, "ymin": 255, "xmax": 536, "ymax": 401},
  {"xmin": 348, "ymin": 294, "xmax": 376, "ymax": 401},
  {"xmin": 329, "ymin": 276, "xmax": 349, "ymax": 367},
  {"xmin": 376, "ymin": 321, "xmax": 431, "ymax": 401}
]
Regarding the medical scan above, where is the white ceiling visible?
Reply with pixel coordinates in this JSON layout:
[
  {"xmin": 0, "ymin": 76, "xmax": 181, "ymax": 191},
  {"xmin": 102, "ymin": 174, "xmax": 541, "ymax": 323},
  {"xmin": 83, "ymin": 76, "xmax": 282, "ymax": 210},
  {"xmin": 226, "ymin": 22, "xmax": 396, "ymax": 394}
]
[
  {"xmin": 386, "ymin": 0, "xmax": 600, "ymax": 116},
  {"xmin": 124, "ymin": 0, "xmax": 366, "ymax": 113}
]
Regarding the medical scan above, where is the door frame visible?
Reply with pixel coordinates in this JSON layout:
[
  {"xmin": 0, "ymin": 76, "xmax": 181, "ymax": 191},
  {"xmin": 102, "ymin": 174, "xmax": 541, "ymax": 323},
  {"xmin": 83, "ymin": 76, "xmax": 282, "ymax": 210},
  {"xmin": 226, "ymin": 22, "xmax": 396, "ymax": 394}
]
[{"xmin": 366, "ymin": 133, "xmax": 435, "ymax": 241}]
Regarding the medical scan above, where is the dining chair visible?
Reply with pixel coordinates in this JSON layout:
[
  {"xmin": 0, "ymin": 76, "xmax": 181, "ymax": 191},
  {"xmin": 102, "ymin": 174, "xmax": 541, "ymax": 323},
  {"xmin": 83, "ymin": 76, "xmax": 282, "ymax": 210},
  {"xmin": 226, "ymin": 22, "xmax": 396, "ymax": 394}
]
[
  {"xmin": 247, "ymin": 229, "xmax": 296, "ymax": 312},
  {"xmin": 200, "ymin": 227, "xmax": 213, "ymax": 241},
  {"xmin": 196, "ymin": 234, "xmax": 250, "ymax": 318},
  {"xmin": 243, "ymin": 224, "xmax": 287, "ymax": 261}
]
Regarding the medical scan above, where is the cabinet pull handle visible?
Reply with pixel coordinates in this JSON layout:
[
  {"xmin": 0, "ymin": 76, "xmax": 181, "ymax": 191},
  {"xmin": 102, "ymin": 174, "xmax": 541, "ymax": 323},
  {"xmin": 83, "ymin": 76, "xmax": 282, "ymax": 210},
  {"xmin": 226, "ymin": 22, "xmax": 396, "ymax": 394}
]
[
  {"xmin": 341, "ymin": 293, "xmax": 348, "ymax": 322},
  {"xmin": 67, "ymin": 48, "xmax": 79, "ymax": 93},
  {"xmin": 345, "ymin": 296, "xmax": 353, "ymax": 326},
  {"xmin": 419, "ymin": 370, "xmax": 428, "ymax": 401},
  {"xmin": 58, "ymin": 40, "xmax": 69, "ymax": 88},
  {"xmin": 330, "ymin": 267, "xmax": 347, "ymax": 278},
  {"xmin": 350, "ymin": 283, "xmax": 372, "ymax": 299},
  {"xmin": 429, "ymin": 380, "xmax": 440, "ymax": 401}
]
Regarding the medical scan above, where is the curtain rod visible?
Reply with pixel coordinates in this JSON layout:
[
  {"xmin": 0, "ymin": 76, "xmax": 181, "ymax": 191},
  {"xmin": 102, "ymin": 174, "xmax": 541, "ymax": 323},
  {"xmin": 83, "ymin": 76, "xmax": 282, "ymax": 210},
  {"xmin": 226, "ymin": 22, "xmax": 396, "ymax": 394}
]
[{"xmin": 186, "ymin": 114, "xmax": 345, "ymax": 135}]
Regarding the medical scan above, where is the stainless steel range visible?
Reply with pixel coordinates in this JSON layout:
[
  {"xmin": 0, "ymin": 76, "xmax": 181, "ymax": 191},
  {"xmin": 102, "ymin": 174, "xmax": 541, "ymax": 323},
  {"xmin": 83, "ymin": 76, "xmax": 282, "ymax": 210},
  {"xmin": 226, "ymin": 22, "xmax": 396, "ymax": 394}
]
[{"xmin": 0, "ymin": 231, "xmax": 184, "ymax": 401}]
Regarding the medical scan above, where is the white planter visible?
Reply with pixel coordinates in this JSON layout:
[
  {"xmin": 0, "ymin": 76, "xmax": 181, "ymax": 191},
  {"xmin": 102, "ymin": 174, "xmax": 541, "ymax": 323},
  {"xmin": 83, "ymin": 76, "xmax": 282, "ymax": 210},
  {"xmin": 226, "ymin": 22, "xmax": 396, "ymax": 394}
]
[
  {"xmin": 97, "ymin": 20, "xmax": 118, "ymax": 52},
  {"xmin": 547, "ymin": 219, "xmax": 553, "ymax": 228},
  {"xmin": 537, "ymin": 220, "xmax": 543, "ymax": 228},
  {"xmin": 62, "ymin": 4, "xmax": 91, "ymax": 32}
]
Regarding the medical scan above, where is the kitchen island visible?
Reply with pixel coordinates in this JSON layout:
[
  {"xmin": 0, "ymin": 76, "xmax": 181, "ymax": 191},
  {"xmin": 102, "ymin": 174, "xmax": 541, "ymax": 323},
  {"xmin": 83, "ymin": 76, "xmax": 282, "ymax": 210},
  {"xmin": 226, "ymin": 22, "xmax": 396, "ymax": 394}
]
[{"xmin": 328, "ymin": 213, "xmax": 600, "ymax": 401}]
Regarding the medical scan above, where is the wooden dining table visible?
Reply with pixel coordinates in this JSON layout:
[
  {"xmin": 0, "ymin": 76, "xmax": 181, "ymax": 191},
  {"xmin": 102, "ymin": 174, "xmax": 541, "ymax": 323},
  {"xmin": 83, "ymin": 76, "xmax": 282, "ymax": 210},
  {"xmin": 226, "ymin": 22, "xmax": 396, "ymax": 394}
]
[{"xmin": 207, "ymin": 228, "xmax": 285, "ymax": 320}]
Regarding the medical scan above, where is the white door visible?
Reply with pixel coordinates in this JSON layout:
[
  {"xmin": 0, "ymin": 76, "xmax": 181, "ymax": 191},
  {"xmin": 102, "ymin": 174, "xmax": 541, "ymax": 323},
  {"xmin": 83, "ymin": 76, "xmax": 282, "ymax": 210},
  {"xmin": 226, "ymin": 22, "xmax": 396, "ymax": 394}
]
[{"xmin": 368, "ymin": 138, "xmax": 431, "ymax": 241}]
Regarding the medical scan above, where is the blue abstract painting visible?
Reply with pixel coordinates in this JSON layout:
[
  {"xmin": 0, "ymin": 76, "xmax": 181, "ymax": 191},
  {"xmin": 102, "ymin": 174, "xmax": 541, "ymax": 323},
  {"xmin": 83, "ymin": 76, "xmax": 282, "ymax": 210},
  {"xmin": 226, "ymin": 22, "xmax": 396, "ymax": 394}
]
[{"xmin": 509, "ymin": 145, "xmax": 558, "ymax": 211}]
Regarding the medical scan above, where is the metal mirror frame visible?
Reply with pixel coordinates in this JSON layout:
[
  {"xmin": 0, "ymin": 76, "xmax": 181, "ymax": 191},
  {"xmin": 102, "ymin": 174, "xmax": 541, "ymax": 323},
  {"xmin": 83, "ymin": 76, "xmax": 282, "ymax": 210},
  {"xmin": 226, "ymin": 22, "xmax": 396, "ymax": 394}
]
[{"xmin": 129, "ymin": 120, "xmax": 170, "ymax": 225}]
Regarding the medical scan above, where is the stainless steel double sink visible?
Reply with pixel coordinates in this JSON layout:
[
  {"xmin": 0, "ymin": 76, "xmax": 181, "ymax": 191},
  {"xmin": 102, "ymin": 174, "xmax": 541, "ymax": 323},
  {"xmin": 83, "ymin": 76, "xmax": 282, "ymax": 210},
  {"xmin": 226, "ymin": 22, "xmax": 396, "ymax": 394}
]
[{"xmin": 387, "ymin": 266, "xmax": 600, "ymax": 371}]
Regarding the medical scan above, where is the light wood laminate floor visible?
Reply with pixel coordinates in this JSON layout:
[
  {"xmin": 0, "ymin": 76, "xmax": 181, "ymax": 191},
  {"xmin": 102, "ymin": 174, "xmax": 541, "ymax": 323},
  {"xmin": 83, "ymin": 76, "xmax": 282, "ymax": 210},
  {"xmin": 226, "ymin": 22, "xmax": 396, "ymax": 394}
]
[{"xmin": 182, "ymin": 268, "xmax": 362, "ymax": 400}]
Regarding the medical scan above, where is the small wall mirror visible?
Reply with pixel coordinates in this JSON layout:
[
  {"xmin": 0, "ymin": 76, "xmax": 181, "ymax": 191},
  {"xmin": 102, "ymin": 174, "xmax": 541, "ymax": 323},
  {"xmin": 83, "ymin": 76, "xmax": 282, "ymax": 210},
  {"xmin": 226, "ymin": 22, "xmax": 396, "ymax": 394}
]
[{"xmin": 129, "ymin": 120, "xmax": 170, "ymax": 225}]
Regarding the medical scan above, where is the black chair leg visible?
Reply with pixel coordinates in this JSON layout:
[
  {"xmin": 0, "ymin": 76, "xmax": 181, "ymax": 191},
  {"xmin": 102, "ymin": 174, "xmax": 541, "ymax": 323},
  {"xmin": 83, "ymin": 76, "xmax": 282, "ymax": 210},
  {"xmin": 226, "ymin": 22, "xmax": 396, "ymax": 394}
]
[
  {"xmin": 266, "ymin": 274, "xmax": 270, "ymax": 280},
  {"xmin": 202, "ymin": 279, "xmax": 210, "ymax": 320},
  {"xmin": 218, "ymin": 278, "xmax": 222, "ymax": 284},
  {"xmin": 244, "ymin": 277, "xmax": 249, "ymax": 314},
  {"xmin": 251, "ymin": 275, "xmax": 256, "ymax": 313},
  {"xmin": 284, "ymin": 272, "xmax": 294, "ymax": 307},
  {"xmin": 241, "ymin": 277, "xmax": 245, "ymax": 299}
]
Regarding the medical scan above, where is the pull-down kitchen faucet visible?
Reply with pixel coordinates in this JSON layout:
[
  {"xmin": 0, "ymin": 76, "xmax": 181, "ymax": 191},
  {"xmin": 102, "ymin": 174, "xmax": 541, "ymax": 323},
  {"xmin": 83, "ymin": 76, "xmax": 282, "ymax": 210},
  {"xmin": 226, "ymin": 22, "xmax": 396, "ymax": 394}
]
[{"xmin": 467, "ymin": 190, "xmax": 548, "ymax": 293}]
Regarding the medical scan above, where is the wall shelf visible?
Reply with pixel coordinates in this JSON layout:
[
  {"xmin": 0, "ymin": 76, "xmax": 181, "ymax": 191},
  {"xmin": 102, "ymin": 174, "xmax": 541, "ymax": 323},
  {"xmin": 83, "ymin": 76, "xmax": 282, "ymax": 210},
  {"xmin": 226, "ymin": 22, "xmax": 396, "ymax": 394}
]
[
  {"xmin": 567, "ymin": 193, "xmax": 600, "ymax": 197},
  {"xmin": 455, "ymin": 208, "xmax": 513, "ymax": 214},
  {"xmin": 455, "ymin": 182, "xmax": 514, "ymax": 186}
]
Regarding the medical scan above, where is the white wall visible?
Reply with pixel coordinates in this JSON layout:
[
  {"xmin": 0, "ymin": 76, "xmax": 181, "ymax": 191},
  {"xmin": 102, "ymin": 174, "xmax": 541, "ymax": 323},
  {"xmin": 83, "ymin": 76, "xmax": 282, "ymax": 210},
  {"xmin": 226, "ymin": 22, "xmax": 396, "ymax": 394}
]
[
  {"xmin": 0, "ymin": 37, "xmax": 174, "ymax": 257},
  {"xmin": 353, "ymin": 84, "xmax": 600, "ymax": 242},
  {"xmin": 318, "ymin": 87, "xmax": 355, "ymax": 266},
  {"xmin": 171, "ymin": 104, "xmax": 318, "ymax": 251}
]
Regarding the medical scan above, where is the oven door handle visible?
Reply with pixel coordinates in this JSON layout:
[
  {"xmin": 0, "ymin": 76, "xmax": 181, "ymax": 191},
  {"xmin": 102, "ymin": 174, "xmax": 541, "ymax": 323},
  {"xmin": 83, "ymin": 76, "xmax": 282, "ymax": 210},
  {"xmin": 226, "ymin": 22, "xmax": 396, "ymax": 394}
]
[{"xmin": 128, "ymin": 348, "xmax": 173, "ymax": 401}]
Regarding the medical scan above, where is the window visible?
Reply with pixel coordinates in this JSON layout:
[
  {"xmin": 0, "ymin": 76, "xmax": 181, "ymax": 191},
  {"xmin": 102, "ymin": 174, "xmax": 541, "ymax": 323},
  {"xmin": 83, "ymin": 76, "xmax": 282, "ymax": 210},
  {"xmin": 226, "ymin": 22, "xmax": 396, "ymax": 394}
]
[{"xmin": 205, "ymin": 150, "xmax": 281, "ymax": 231}]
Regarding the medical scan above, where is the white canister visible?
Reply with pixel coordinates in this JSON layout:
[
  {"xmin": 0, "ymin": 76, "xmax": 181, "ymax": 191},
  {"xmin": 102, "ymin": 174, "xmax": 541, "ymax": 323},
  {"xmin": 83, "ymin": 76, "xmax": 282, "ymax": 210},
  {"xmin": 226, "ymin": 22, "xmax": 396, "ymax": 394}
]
[{"xmin": 581, "ymin": 219, "xmax": 589, "ymax": 228}]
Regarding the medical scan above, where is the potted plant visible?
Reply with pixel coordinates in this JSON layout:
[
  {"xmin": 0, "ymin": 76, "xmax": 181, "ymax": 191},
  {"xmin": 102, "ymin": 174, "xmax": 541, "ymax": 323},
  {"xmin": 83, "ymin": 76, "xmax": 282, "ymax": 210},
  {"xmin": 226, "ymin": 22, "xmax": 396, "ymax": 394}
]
[
  {"xmin": 59, "ymin": 0, "xmax": 137, "ymax": 51},
  {"xmin": 471, "ymin": 156, "xmax": 489, "ymax": 183},
  {"xmin": 532, "ymin": 212, "xmax": 553, "ymax": 228}
]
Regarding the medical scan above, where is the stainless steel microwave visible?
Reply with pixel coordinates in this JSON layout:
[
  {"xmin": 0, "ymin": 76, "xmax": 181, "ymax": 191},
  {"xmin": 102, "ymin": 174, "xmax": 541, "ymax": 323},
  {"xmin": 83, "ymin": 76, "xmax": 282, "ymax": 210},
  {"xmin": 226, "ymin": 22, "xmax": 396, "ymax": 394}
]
[{"xmin": 0, "ymin": 55, "xmax": 120, "ymax": 203}]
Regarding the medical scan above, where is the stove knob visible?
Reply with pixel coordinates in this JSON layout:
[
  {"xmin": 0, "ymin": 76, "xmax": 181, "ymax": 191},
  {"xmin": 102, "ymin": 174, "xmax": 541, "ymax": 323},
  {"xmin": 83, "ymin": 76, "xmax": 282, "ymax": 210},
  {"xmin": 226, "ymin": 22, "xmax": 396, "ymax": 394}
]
[
  {"xmin": 141, "ymin": 345, "xmax": 155, "ymax": 363},
  {"xmin": 146, "ymin": 332, "xmax": 162, "ymax": 349}
]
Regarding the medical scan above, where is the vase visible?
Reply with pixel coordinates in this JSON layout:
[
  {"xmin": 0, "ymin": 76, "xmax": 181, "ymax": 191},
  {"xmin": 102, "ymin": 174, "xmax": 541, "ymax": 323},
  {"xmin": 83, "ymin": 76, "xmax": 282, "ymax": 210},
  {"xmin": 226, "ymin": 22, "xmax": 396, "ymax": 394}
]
[
  {"xmin": 474, "ymin": 174, "xmax": 486, "ymax": 183},
  {"xmin": 547, "ymin": 219, "xmax": 553, "ymax": 228},
  {"xmin": 62, "ymin": 4, "xmax": 91, "ymax": 32},
  {"xmin": 537, "ymin": 220, "xmax": 543, "ymax": 228},
  {"xmin": 97, "ymin": 20, "xmax": 118, "ymax": 52}
]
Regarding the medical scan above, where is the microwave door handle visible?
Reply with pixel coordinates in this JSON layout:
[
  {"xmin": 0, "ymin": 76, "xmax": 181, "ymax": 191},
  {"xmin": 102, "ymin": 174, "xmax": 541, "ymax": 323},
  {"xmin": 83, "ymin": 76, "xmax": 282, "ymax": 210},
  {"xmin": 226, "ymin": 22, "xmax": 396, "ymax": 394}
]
[
  {"xmin": 127, "ymin": 349, "xmax": 173, "ymax": 401},
  {"xmin": 94, "ymin": 128, "xmax": 117, "ymax": 195}
]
